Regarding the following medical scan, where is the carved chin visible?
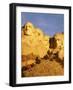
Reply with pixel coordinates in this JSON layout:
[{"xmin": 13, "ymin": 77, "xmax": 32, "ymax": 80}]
[{"xmin": 24, "ymin": 31, "xmax": 33, "ymax": 36}]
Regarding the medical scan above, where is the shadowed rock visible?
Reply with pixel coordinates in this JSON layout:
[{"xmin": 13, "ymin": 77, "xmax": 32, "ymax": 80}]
[
  {"xmin": 35, "ymin": 57, "xmax": 41, "ymax": 64},
  {"xmin": 49, "ymin": 37, "xmax": 57, "ymax": 49}
]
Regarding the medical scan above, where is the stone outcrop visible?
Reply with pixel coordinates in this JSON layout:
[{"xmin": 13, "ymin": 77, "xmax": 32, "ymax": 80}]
[
  {"xmin": 21, "ymin": 22, "xmax": 50, "ymax": 58},
  {"xmin": 21, "ymin": 22, "xmax": 64, "ymax": 77}
]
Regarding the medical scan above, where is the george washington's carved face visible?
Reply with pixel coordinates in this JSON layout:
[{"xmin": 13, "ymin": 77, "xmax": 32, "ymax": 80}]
[{"xmin": 23, "ymin": 22, "xmax": 34, "ymax": 35}]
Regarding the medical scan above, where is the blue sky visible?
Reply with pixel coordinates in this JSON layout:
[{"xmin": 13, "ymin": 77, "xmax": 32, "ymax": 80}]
[{"xmin": 21, "ymin": 12, "xmax": 64, "ymax": 36}]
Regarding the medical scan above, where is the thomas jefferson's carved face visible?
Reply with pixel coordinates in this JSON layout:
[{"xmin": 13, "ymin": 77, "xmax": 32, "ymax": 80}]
[
  {"xmin": 54, "ymin": 33, "xmax": 64, "ymax": 48},
  {"xmin": 49, "ymin": 33, "xmax": 64, "ymax": 49}
]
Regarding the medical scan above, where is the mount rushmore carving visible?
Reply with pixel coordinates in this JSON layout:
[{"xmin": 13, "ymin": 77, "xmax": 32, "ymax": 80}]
[{"xmin": 21, "ymin": 22, "xmax": 64, "ymax": 77}]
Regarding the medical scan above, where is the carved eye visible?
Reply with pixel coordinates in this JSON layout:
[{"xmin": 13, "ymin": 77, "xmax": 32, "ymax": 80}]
[
  {"xmin": 38, "ymin": 33, "xmax": 40, "ymax": 35},
  {"xmin": 28, "ymin": 25, "xmax": 31, "ymax": 28}
]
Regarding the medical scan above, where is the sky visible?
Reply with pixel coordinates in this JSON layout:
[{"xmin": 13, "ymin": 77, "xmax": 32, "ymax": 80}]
[{"xmin": 21, "ymin": 12, "xmax": 64, "ymax": 36}]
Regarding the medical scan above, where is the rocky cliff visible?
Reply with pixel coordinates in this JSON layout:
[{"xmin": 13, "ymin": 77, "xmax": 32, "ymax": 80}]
[
  {"xmin": 21, "ymin": 22, "xmax": 50, "ymax": 58},
  {"xmin": 21, "ymin": 22, "xmax": 64, "ymax": 77}
]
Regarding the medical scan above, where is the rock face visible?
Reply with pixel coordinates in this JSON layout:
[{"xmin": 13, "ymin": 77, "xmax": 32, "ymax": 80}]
[
  {"xmin": 21, "ymin": 22, "xmax": 50, "ymax": 58},
  {"xmin": 49, "ymin": 33, "xmax": 64, "ymax": 61},
  {"xmin": 21, "ymin": 22, "xmax": 64, "ymax": 77},
  {"xmin": 54, "ymin": 33, "xmax": 64, "ymax": 60}
]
